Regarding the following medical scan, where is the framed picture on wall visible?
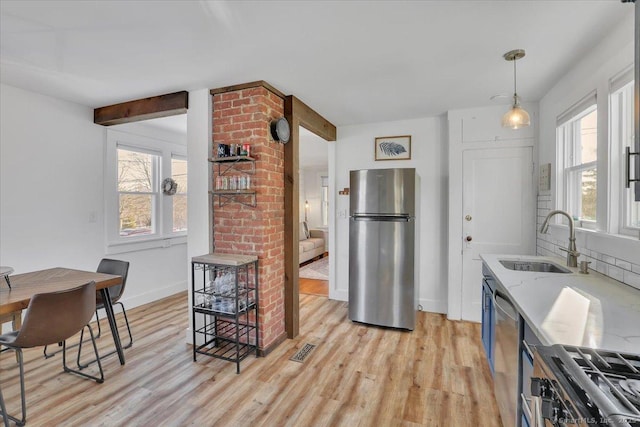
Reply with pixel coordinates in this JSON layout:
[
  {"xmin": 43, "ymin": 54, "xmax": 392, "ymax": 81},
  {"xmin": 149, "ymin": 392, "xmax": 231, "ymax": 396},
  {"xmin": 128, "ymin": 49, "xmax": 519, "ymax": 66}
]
[{"xmin": 375, "ymin": 135, "xmax": 411, "ymax": 161}]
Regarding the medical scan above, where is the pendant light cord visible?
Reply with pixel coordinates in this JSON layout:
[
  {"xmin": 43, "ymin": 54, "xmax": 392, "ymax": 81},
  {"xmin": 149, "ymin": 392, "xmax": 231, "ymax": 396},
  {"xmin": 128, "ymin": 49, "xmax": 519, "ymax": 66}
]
[{"xmin": 513, "ymin": 57, "xmax": 518, "ymax": 100}]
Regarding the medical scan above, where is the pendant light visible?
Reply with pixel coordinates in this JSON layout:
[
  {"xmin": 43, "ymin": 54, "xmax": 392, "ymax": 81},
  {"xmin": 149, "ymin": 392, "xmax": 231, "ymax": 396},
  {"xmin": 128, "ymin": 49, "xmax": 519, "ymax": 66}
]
[{"xmin": 501, "ymin": 49, "xmax": 530, "ymax": 129}]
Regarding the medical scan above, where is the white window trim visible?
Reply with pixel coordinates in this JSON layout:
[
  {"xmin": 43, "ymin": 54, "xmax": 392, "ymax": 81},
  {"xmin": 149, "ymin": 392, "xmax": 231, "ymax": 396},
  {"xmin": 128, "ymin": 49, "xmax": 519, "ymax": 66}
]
[
  {"xmin": 556, "ymin": 101, "xmax": 599, "ymax": 229},
  {"xmin": 552, "ymin": 66, "xmax": 640, "ymax": 241},
  {"xmin": 609, "ymin": 73, "xmax": 639, "ymax": 237},
  {"xmin": 170, "ymin": 154, "xmax": 188, "ymax": 233},
  {"xmin": 105, "ymin": 128, "xmax": 187, "ymax": 254}
]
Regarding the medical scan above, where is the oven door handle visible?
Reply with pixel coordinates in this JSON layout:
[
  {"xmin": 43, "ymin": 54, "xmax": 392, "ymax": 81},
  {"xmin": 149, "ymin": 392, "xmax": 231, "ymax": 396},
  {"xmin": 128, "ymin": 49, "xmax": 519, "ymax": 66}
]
[{"xmin": 493, "ymin": 291, "xmax": 518, "ymax": 322}]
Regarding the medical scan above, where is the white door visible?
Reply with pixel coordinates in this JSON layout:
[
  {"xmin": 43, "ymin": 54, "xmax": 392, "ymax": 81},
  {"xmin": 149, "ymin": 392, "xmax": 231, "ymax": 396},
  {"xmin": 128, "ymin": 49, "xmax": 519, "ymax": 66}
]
[{"xmin": 461, "ymin": 146, "xmax": 535, "ymax": 322}]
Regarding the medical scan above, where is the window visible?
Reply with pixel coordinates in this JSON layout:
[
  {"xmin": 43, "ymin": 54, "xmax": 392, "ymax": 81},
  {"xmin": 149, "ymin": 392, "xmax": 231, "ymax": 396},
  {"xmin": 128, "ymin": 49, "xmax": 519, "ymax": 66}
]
[
  {"xmin": 556, "ymin": 95, "xmax": 598, "ymax": 227},
  {"xmin": 321, "ymin": 175, "xmax": 329, "ymax": 227},
  {"xmin": 106, "ymin": 129, "xmax": 187, "ymax": 252},
  {"xmin": 171, "ymin": 156, "xmax": 188, "ymax": 232},
  {"xmin": 611, "ymin": 77, "xmax": 639, "ymax": 235},
  {"xmin": 118, "ymin": 147, "xmax": 159, "ymax": 237}
]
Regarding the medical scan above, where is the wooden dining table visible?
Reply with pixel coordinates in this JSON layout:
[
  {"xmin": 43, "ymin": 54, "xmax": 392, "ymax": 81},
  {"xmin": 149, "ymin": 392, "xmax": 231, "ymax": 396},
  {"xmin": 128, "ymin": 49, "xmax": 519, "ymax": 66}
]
[{"xmin": 0, "ymin": 267, "xmax": 126, "ymax": 365}]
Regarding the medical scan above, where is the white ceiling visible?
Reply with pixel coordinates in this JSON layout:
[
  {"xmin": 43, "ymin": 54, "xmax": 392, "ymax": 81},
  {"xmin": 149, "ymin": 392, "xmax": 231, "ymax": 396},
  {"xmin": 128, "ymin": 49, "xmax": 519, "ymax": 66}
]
[{"xmin": 0, "ymin": 1, "xmax": 634, "ymax": 129}]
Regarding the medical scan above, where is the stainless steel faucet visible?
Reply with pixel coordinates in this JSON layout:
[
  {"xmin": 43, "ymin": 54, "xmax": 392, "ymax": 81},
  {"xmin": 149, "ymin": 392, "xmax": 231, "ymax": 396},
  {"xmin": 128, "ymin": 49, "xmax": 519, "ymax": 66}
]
[{"xmin": 540, "ymin": 210, "xmax": 580, "ymax": 268}]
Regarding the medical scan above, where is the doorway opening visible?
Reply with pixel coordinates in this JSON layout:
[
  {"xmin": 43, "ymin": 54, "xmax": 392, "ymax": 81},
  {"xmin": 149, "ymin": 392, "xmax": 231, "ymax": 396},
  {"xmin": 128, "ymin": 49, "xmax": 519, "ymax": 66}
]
[{"xmin": 298, "ymin": 127, "xmax": 330, "ymax": 299}]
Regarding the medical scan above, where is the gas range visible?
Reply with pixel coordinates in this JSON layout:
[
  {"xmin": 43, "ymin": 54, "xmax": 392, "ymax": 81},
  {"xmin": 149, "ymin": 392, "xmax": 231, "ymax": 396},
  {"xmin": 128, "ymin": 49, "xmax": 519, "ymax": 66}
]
[{"xmin": 532, "ymin": 344, "xmax": 640, "ymax": 426}]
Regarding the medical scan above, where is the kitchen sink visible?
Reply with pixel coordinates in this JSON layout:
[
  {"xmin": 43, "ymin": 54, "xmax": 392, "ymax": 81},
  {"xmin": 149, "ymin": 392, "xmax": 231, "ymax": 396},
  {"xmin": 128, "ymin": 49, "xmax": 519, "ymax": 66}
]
[{"xmin": 499, "ymin": 260, "xmax": 572, "ymax": 274}]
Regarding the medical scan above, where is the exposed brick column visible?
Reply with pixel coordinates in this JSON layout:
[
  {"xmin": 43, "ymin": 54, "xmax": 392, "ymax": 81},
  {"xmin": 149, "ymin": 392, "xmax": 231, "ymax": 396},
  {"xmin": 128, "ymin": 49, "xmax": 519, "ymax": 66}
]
[{"xmin": 212, "ymin": 86, "xmax": 285, "ymax": 351}]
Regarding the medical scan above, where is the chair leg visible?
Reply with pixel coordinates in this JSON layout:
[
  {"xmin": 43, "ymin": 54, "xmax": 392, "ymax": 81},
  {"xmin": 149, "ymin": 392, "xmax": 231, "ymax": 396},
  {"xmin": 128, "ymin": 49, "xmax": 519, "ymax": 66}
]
[
  {"xmin": 46, "ymin": 311, "xmax": 103, "ymax": 360},
  {"xmin": 0, "ymin": 348, "xmax": 26, "ymax": 426},
  {"xmin": 116, "ymin": 302, "xmax": 133, "ymax": 349},
  {"xmin": 43, "ymin": 342, "xmax": 64, "ymax": 359},
  {"xmin": 77, "ymin": 303, "xmax": 133, "ymax": 369},
  {"xmin": 63, "ymin": 325, "xmax": 104, "ymax": 384},
  {"xmin": 1, "ymin": 384, "xmax": 10, "ymax": 427}
]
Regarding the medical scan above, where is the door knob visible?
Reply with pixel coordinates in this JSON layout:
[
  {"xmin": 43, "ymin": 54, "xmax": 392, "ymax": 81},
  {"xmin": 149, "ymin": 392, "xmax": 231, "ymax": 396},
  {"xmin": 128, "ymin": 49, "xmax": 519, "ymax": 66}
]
[
  {"xmin": 465, "ymin": 215, "xmax": 472, "ymax": 221},
  {"xmin": 466, "ymin": 236, "xmax": 472, "ymax": 242}
]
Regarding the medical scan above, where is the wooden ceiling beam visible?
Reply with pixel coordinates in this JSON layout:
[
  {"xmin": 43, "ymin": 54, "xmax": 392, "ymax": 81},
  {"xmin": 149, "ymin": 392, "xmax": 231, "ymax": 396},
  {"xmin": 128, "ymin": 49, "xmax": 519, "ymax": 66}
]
[
  {"xmin": 289, "ymin": 96, "xmax": 336, "ymax": 141},
  {"xmin": 94, "ymin": 91, "xmax": 189, "ymax": 126}
]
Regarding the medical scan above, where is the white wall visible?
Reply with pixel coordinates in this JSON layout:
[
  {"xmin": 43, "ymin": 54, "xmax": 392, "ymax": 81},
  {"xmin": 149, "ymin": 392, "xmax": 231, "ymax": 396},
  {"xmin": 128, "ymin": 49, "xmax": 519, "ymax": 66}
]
[
  {"xmin": 185, "ymin": 88, "xmax": 212, "ymax": 343},
  {"xmin": 0, "ymin": 84, "xmax": 188, "ymax": 316},
  {"xmin": 537, "ymin": 11, "xmax": 640, "ymax": 288},
  {"xmin": 333, "ymin": 117, "xmax": 448, "ymax": 313}
]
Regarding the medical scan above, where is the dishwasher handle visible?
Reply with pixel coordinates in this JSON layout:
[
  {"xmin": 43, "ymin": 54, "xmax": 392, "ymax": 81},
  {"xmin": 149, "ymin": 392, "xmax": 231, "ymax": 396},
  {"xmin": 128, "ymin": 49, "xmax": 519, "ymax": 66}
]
[{"xmin": 493, "ymin": 290, "xmax": 518, "ymax": 322}]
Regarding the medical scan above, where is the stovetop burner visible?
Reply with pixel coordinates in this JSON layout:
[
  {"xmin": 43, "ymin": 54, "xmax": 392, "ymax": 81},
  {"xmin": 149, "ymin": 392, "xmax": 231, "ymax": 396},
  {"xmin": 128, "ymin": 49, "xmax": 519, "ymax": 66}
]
[{"xmin": 553, "ymin": 345, "xmax": 640, "ymax": 425}]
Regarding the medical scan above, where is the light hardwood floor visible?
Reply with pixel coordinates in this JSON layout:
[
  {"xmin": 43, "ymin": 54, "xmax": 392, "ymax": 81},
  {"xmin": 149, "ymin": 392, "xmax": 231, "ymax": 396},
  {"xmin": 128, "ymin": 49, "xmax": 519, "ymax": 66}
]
[
  {"xmin": 0, "ymin": 292, "xmax": 501, "ymax": 426},
  {"xmin": 299, "ymin": 278, "xmax": 328, "ymax": 297}
]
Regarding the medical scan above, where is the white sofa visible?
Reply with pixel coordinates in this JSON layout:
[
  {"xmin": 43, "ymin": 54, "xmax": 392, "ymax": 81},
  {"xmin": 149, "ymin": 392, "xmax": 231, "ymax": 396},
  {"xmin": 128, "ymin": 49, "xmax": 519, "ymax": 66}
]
[{"xmin": 299, "ymin": 222, "xmax": 325, "ymax": 264}]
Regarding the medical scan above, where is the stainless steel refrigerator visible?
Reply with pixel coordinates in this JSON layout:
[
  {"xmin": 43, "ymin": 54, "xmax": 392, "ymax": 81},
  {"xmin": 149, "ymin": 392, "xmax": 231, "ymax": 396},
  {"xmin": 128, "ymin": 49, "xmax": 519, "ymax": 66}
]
[{"xmin": 349, "ymin": 168, "xmax": 417, "ymax": 330}]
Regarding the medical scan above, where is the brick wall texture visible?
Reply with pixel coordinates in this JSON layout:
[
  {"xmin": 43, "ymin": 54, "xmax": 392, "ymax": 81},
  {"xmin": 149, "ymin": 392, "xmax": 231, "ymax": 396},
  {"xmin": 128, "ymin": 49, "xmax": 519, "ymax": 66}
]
[{"xmin": 212, "ymin": 87, "xmax": 286, "ymax": 350}]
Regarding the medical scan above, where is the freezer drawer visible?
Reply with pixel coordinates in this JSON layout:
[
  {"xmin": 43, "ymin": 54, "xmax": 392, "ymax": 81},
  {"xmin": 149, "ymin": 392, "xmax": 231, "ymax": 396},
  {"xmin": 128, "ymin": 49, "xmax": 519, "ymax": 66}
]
[{"xmin": 349, "ymin": 217, "xmax": 415, "ymax": 329}]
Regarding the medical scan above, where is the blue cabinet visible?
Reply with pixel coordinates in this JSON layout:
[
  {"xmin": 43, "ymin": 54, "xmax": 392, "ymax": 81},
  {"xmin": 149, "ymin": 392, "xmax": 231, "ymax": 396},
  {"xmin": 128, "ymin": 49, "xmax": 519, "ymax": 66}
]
[{"xmin": 481, "ymin": 267, "xmax": 496, "ymax": 373}]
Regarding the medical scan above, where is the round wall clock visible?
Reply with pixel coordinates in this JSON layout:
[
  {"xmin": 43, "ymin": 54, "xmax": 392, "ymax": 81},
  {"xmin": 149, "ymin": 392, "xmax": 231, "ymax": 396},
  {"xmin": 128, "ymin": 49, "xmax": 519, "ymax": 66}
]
[{"xmin": 270, "ymin": 117, "xmax": 290, "ymax": 144}]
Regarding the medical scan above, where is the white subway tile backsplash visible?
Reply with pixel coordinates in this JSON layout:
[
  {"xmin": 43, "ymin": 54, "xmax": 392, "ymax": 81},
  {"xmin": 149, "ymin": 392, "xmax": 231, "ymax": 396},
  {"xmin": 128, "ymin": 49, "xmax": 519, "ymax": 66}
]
[
  {"xmin": 615, "ymin": 259, "xmax": 632, "ymax": 271},
  {"xmin": 596, "ymin": 260, "xmax": 608, "ymax": 275},
  {"xmin": 633, "ymin": 264, "xmax": 640, "ymax": 274},
  {"xmin": 607, "ymin": 265, "xmax": 624, "ymax": 282},
  {"xmin": 578, "ymin": 247, "xmax": 591, "ymax": 257},
  {"xmin": 623, "ymin": 270, "xmax": 640, "ymax": 290},
  {"xmin": 602, "ymin": 255, "xmax": 616, "ymax": 265}
]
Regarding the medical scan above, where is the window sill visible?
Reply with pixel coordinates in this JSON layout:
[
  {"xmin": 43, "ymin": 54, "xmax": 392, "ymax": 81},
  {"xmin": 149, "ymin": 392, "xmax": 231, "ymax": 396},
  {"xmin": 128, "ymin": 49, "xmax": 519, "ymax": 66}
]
[
  {"xmin": 542, "ymin": 224, "xmax": 639, "ymax": 262},
  {"xmin": 106, "ymin": 234, "xmax": 187, "ymax": 255}
]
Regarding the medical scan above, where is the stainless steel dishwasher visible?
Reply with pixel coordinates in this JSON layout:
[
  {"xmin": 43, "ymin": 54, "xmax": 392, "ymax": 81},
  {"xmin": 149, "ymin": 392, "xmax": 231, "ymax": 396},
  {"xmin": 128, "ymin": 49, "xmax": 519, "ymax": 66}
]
[{"xmin": 493, "ymin": 288, "xmax": 520, "ymax": 427}]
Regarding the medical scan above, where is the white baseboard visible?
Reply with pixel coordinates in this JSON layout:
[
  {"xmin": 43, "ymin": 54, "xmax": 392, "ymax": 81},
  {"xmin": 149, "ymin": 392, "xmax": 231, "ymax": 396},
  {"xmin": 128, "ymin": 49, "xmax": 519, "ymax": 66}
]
[
  {"xmin": 124, "ymin": 281, "xmax": 187, "ymax": 309},
  {"xmin": 96, "ymin": 281, "xmax": 187, "ymax": 319},
  {"xmin": 330, "ymin": 289, "xmax": 348, "ymax": 301},
  {"xmin": 329, "ymin": 291, "xmax": 446, "ymax": 316},
  {"xmin": 418, "ymin": 298, "xmax": 446, "ymax": 314}
]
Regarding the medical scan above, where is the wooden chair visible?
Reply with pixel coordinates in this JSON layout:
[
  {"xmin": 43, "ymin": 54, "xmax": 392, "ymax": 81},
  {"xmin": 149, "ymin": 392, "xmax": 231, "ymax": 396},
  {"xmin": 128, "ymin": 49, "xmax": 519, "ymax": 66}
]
[{"xmin": 0, "ymin": 281, "xmax": 104, "ymax": 426}]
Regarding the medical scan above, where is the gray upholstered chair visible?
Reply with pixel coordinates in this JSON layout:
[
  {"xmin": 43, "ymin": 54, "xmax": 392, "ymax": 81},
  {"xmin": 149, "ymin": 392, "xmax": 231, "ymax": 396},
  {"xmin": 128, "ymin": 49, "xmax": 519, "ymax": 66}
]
[
  {"xmin": 44, "ymin": 258, "xmax": 132, "ymax": 363},
  {"xmin": 76, "ymin": 258, "xmax": 132, "ymax": 368},
  {"xmin": 0, "ymin": 281, "xmax": 104, "ymax": 426}
]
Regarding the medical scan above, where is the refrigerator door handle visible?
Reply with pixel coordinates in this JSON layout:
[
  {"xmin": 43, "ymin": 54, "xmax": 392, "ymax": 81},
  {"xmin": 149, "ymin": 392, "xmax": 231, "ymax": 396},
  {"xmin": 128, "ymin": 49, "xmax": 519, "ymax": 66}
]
[{"xmin": 351, "ymin": 216, "xmax": 412, "ymax": 222}]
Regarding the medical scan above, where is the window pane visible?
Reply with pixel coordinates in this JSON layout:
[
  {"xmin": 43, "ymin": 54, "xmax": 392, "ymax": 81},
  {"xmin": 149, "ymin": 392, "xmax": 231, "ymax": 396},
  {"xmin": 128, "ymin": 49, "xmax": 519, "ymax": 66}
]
[
  {"xmin": 629, "ymin": 201, "xmax": 640, "ymax": 229},
  {"xmin": 579, "ymin": 110, "xmax": 597, "ymax": 164},
  {"xmin": 580, "ymin": 168, "xmax": 597, "ymax": 221},
  {"xmin": 321, "ymin": 186, "xmax": 329, "ymax": 227},
  {"xmin": 172, "ymin": 158, "xmax": 188, "ymax": 192},
  {"xmin": 118, "ymin": 149, "xmax": 155, "ymax": 192},
  {"xmin": 119, "ymin": 194, "xmax": 154, "ymax": 236},
  {"xmin": 173, "ymin": 194, "xmax": 188, "ymax": 232}
]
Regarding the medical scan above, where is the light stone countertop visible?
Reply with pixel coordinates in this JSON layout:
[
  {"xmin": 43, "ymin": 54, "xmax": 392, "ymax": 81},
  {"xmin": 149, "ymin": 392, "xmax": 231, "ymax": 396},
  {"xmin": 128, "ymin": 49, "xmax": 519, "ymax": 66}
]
[{"xmin": 480, "ymin": 253, "xmax": 640, "ymax": 355}]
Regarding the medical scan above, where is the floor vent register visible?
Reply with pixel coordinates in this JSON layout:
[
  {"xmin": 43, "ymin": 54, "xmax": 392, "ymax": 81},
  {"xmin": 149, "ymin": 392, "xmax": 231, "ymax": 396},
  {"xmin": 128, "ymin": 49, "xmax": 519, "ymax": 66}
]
[{"xmin": 289, "ymin": 343, "xmax": 316, "ymax": 363}]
